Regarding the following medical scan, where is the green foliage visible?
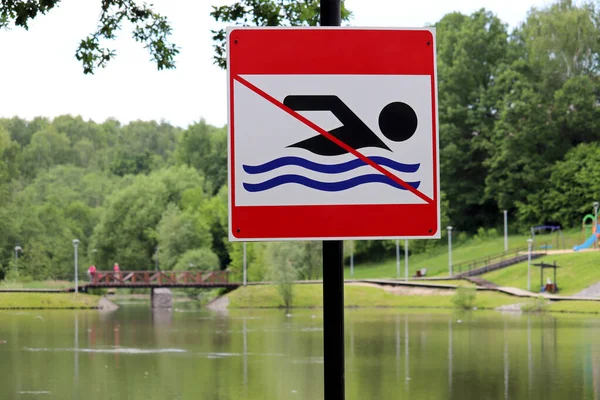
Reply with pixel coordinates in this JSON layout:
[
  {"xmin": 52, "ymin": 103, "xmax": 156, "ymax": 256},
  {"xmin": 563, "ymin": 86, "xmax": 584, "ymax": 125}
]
[
  {"xmin": 176, "ymin": 120, "xmax": 227, "ymax": 194},
  {"xmin": 175, "ymin": 248, "xmax": 220, "ymax": 298},
  {"xmin": 1, "ymin": 1, "xmax": 178, "ymax": 74},
  {"xmin": 228, "ymin": 242, "xmax": 267, "ymax": 282},
  {"xmin": 521, "ymin": 296, "xmax": 549, "ymax": 313},
  {"xmin": 210, "ymin": 0, "xmax": 352, "ymax": 68},
  {"xmin": 3, "ymin": 269, "xmax": 27, "ymax": 283},
  {"xmin": 266, "ymin": 243, "xmax": 299, "ymax": 309},
  {"xmin": 2, "ymin": 0, "xmax": 354, "ymax": 73},
  {"xmin": 156, "ymin": 204, "xmax": 212, "ymax": 270},
  {"xmin": 90, "ymin": 166, "xmax": 204, "ymax": 269},
  {"xmin": 174, "ymin": 248, "xmax": 220, "ymax": 272},
  {"xmin": 452, "ymin": 287, "xmax": 477, "ymax": 309},
  {"xmin": 436, "ymin": 9, "xmax": 511, "ymax": 231},
  {"xmin": 87, "ymin": 288, "xmax": 109, "ymax": 296},
  {"xmin": 518, "ymin": 0, "xmax": 600, "ymax": 93}
]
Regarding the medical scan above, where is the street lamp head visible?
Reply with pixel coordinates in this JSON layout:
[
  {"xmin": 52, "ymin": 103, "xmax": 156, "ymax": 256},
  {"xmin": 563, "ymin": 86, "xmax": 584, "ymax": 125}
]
[
  {"xmin": 72, "ymin": 239, "xmax": 80, "ymax": 247},
  {"xmin": 447, "ymin": 226, "xmax": 453, "ymax": 231},
  {"xmin": 527, "ymin": 238, "xmax": 533, "ymax": 244}
]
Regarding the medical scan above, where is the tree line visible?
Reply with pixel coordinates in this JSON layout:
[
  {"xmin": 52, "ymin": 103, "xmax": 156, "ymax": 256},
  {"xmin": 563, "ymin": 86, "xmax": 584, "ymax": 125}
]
[{"xmin": 1, "ymin": 0, "xmax": 599, "ymax": 281}]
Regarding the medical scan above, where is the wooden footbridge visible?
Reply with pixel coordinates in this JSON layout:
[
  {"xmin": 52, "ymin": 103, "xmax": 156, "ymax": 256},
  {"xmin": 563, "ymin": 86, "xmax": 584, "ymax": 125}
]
[{"xmin": 73, "ymin": 270, "xmax": 237, "ymax": 291}]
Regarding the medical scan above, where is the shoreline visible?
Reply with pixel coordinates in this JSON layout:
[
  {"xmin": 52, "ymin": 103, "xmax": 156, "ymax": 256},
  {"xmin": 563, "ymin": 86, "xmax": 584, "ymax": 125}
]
[
  {"xmin": 0, "ymin": 293, "xmax": 117, "ymax": 310},
  {"xmin": 221, "ymin": 283, "xmax": 600, "ymax": 315}
]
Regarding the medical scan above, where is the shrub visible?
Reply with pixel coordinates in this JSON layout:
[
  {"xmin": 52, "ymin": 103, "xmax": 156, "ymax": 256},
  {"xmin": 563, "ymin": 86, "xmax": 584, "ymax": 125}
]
[
  {"xmin": 521, "ymin": 296, "xmax": 549, "ymax": 312},
  {"xmin": 87, "ymin": 288, "xmax": 109, "ymax": 296},
  {"xmin": 452, "ymin": 287, "xmax": 477, "ymax": 309},
  {"xmin": 3, "ymin": 270, "xmax": 32, "ymax": 283}
]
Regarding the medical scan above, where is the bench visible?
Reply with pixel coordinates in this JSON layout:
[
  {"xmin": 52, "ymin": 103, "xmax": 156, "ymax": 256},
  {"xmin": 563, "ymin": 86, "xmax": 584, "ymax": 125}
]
[{"xmin": 414, "ymin": 268, "xmax": 427, "ymax": 277}]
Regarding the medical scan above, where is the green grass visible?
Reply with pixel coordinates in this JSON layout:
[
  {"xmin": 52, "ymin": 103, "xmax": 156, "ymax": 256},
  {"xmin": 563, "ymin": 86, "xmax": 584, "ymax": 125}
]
[
  {"xmin": 549, "ymin": 300, "xmax": 600, "ymax": 313},
  {"xmin": 228, "ymin": 283, "xmax": 516, "ymax": 309},
  {"xmin": 346, "ymin": 234, "xmax": 533, "ymax": 279},
  {"xmin": 0, "ymin": 280, "xmax": 72, "ymax": 289},
  {"xmin": 0, "ymin": 293, "xmax": 101, "ymax": 309},
  {"xmin": 482, "ymin": 251, "xmax": 600, "ymax": 295},
  {"xmin": 346, "ymin": 228, "xmax": 584, "ymax": 280}
]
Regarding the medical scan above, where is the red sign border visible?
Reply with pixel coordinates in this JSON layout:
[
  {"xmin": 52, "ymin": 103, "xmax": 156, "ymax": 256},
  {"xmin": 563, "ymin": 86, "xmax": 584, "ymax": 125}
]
[{"xmin": 228, "ymin": 27, "xmax": 439, "ymax": 241}]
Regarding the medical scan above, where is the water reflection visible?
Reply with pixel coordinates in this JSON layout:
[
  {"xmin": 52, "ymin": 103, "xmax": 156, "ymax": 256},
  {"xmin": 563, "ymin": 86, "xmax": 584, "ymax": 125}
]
[
  {"xmin": 395, "ymin": 315, "xmax": 400, "ymax": 381},
  {"xmin": 74, "ymin": 312, "xmax": 79, "ymax": 394},
  {"xmin": 243, "ymin": 318, "xmax": 248, "ymax": 388},
  {"xmin": 4, "ymin": 308, "xmax": 600, "ymax": 399},
  {"xmin": 405, "ymin": 313, "xmax": 409, "ymax": 393},
  {"xmin": 448, "ymin": 318, "xmax": 453, "ymax": 396},
  {"xmin": 504, "ymin": 318, "xmax": 509, "ymax": 400},
  {"xmin": 528, "ymin": 316, "xmax": 532, "ymax": 395}
]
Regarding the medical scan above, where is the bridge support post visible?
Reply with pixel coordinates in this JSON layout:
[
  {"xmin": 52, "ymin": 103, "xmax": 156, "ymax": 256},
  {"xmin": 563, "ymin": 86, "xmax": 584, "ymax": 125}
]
[{"xmin": 151, "ymin": 288, "xmax": 173, "ymax": 309}]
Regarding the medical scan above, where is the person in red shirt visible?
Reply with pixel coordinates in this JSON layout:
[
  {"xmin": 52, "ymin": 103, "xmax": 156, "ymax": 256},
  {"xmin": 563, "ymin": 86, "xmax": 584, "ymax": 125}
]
[
  {"xmin": 113, "ymin": 263, "xmax": 120, "ymax": 281},
  {"xmin": 87, "ymin": 265, "xmax": 97, "ymax": 282}
]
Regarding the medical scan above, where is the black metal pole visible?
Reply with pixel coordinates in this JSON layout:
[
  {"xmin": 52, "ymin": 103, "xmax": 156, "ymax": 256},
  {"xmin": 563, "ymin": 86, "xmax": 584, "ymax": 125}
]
[
  {"xmin": 323, "ymin": 240, "xmax": 344, "ymax": 399},
  {"xmin": 320, "ymin": 3, "xmax": 344, "ymax": 399},
  {"xmin": 321, "ymin": 0, "xmax": 341, "ymax": 26}
]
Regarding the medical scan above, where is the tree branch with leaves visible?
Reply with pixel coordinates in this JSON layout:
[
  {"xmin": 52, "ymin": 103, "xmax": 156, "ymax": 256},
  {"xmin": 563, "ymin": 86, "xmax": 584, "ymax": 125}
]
[
  {"xmin": 1, "ymin": 0, "xmax": 178, "ymax": 74},
  {"xmin": 210, "ymin": 0, "xmax": 352, "ymax": 68}
]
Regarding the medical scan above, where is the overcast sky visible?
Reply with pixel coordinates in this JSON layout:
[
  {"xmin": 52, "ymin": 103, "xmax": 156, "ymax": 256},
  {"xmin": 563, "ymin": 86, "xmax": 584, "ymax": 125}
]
[{"xmin": 0, "ymin": 0, "xmax": 553, "ymax": 128}]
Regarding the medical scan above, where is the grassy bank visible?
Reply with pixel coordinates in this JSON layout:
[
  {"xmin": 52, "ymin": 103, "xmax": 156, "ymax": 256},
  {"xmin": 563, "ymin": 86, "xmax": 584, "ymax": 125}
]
[
  {"xmin": 0, "ymin": 293, "xmax": 100, "ymax": 309},
  {"xmin": 347, "ymin": 229, "xmax": 583, "ymax": 280},
  {"xmin": 227, "ymin": 283, "xmax": 600, "ymax": 314},
  {"xmin": 482, "ymin": 252, "xmax": 600, "ymax": 295},
  {"xmin": 228, "ymin": 284, "xmax": 515, "ymax": 309},
  {"xmin": 0, "ymin": 280, "xmax": 72, "ymax": 290},
  {"xmin": 549, "ymin": 301, "xmax": 600, "ymax": 313}
]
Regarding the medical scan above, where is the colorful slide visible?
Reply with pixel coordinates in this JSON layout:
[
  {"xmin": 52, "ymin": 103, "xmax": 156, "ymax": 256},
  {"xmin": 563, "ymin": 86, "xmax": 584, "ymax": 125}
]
[{"xmin": 574, "ymin": 223, "xmax": 600, "ymax": 251}]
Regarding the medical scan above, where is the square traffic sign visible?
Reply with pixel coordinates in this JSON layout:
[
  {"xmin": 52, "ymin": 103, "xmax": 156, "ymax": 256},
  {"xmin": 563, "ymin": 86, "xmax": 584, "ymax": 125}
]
[{"xmin": 227, "ymin": 27, "xmax": 439, "ymax": 241}]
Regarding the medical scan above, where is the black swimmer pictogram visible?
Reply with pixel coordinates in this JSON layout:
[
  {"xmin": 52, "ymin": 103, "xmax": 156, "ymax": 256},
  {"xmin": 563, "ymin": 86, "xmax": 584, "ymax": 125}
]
[{"xmin": 283, "ymin": 95, "xmax": 418, "ymax": 156}]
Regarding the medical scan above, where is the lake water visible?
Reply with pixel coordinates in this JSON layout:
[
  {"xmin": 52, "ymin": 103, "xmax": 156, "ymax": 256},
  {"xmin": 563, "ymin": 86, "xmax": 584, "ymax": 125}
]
[{"xmin": 1, "ymin": 302, "xmax": 600, "ymax": 399}]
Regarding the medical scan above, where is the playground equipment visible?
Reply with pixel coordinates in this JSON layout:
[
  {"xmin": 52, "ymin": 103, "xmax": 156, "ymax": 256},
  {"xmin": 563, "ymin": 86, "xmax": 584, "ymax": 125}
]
[
  {"xmin": 531, "ymin": 225, "xmax": 564, "ymax": 250},
  {"xmin": 573, "ymin": 214, "xmax": 600, "ymax": 251}
]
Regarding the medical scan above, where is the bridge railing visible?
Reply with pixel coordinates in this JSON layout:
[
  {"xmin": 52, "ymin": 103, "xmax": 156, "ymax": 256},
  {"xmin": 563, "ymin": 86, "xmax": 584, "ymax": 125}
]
[{"xmin": 89, "ymin": 270, "xmax": 229, "ymax": 286}]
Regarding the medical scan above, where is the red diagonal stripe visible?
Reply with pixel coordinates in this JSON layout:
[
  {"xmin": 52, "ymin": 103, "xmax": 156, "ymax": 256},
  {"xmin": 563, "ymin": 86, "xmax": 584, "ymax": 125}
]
[{"xmin": 234, "ymin": 75, "xmax": 434, "ymax": 204}]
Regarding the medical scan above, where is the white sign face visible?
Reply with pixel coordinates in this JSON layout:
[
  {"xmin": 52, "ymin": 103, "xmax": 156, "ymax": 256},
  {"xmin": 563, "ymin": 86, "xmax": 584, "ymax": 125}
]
[{"xmin": 233, "ymin": 74, "xmax": 434, "ymax": 207}]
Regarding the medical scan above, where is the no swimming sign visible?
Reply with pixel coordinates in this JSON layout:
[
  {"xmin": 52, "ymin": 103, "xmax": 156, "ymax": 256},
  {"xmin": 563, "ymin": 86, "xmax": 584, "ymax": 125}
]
[{"xmin": 227, "ymin": 28, "xmax": 440, "ymax": 241}]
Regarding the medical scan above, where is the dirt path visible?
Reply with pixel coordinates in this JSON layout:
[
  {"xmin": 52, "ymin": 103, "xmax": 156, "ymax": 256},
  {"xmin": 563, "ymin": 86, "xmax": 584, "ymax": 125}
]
[
  {"xmin": 346, "ymin": 282, "xmax": 455, "ymax": 296},
  {"xmin": 574, "ymin": 282, "xmax": 600, "ymax": 298},
  {"xmin": 205, "ymin": 295, "xmax": 230, "ymax": 312}
]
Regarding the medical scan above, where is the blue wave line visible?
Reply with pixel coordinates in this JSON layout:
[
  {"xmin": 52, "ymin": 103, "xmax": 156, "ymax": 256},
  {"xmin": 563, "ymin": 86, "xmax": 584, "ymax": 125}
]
[
  {"xmin": 243, "ymin": 156, "xmax": 419, "ymax": 175},
  {"xmin": 243, "ymin": 174, "xmax": 421, "ymax": 192}
]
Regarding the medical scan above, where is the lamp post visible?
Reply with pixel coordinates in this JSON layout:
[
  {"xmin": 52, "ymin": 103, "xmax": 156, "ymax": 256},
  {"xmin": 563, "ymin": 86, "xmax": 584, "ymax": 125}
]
[
  {"xmin": 154, "ymin": 246, "xmax": 159, "ymax": 271},
  {"xmin": 396, "ymin": 239, "xmax": 400, "ymax": 279},
  {"xmin": 447, "ymin": 226, "xmax": 453, "ymax": 276},
  {"xmin": 350, "ymin": 241, "xmax": 354, "ymax": 278},
  {"xmin": 72, "ymin": 239, "xmax": 80, "ymax": 294},
  {"xmin": 243, "ymin": 242, "xmax": 247, "ymax": 286},
  {"xmin": 503, "ymin": 210, "xmax": 508, "ymax": 252},
  {"xmin": 527, "ymin": 238, "xmax": 533, "ymax": 292},
  {"xmin": 14, "ymin": 246, "xmax": 22, "ymax": 273},
  {"xmin": 404, "ymin": 239, "xmax": 409, "ymax": 282}
]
